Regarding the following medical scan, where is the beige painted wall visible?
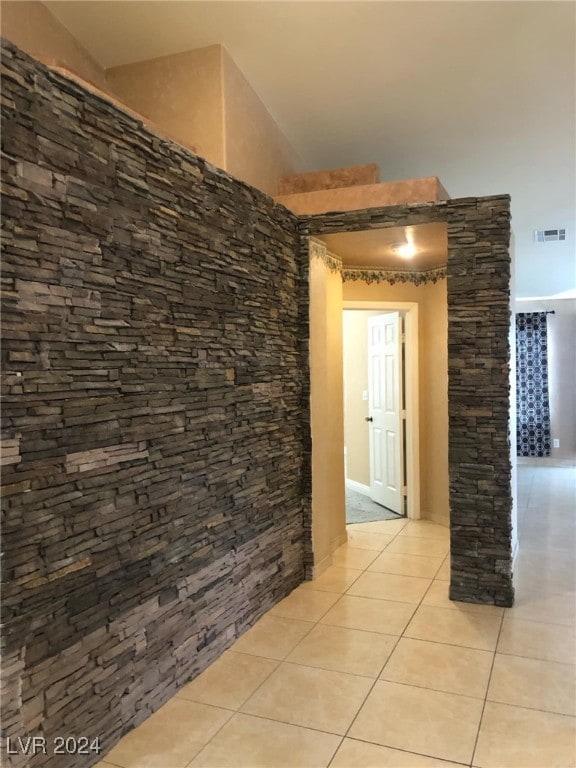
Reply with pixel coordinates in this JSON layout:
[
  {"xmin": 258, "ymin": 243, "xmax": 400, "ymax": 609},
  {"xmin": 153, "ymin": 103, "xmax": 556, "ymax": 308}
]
[
  {"xmin": 106, "ymin": 46, "xmax": 224, "ymax": 164},
  {"xmin": 0, "ymin": 0, "xmax": 109, "ymax": 89},
  {"xmin": 343, "ymin": 279, "xmax": 449, "ymax": 526},
  {"xmin": 310, "ymin": 257, "xmax": 346, "ymax": 573},
  {"xmin": 222, "ymin": 49, "xmax": 303, "ymax": 196},
  {"xmin": 3, "ymin": 5, "xmax": 302, "ymax": 194},
  {"xmin": 515, "ymin": 298, "xmax": 576, "ymax": 459},
  {"xmin": 421, "ymin": 279, "xmax": 449, "ymax": 526}
]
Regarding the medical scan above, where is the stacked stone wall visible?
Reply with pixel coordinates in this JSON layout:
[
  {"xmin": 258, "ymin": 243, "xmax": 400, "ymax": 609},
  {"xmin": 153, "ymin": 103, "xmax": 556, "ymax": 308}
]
[{"xmin": 1, "ymin": 40, "xmax": 310, "ymax": 767}]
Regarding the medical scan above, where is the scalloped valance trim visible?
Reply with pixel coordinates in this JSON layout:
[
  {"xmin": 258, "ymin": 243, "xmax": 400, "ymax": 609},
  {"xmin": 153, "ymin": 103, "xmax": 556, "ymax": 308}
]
[
  {"xmin": 309, "ymin": 239, "xmax": 446, "ymax": 285},
  {"xmin": 309, "ymin": 239, "xmax": 342, "ymax": 273},
  {"xmin": 342, "ymin": 266, "xmax": 446, "ymax": 285}
]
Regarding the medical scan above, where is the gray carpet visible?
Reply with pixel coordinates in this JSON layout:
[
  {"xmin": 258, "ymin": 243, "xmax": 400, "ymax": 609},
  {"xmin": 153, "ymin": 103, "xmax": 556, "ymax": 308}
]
[{"xmin": 346, "ymin": 488, "xmax": 403, "ymax": 524}]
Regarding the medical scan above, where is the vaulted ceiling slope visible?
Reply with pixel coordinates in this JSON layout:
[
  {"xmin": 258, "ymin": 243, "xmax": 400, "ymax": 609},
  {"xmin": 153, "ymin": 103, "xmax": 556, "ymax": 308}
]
[{"xmin": 42, "ymin": 1, "xmax": 576, "ymax": 298}]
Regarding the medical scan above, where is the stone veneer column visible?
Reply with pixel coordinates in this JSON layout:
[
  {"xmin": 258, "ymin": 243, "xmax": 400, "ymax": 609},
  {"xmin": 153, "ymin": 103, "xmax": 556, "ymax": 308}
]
[{"xmin": 446, "ymin": 197, "xmax": 514, "ymax": 606}]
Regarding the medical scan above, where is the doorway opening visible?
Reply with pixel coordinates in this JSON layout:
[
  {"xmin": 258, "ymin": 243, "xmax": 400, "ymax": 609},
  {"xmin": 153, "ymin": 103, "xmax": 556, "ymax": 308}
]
[
  {"xmin": 343, "ymin": 301, "xmax": 420, "ymax": 523},
  {"xmin": 304, "ymin": 196, "xmax": 515, "ymax": 606}
]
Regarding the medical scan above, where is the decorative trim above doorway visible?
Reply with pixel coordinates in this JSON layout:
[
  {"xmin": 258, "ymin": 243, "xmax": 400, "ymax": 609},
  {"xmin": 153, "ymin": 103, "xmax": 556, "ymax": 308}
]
[
  {"xmin": 342, "ymin": 266, "xmax": 446, "ymax": 285},
  {"xmin": 310, "ymin": 238, "xmax": 447, "ymax": 285},
  {"xmin": 309, "ymin": 238, "xmax": 342, "ymax": 273}
]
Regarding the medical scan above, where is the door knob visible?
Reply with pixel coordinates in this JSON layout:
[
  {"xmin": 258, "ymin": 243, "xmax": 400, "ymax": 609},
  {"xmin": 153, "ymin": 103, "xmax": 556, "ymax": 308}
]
[{"xmin": 365, "ymin": 417, "xmax": 373, "ymax": 422}]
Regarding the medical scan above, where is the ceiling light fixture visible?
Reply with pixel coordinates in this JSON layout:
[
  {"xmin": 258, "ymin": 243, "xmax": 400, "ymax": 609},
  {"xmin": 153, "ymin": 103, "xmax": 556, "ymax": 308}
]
[{"xmin": 392, "ymin": 242, "xmax": 418, "ymax": 259}]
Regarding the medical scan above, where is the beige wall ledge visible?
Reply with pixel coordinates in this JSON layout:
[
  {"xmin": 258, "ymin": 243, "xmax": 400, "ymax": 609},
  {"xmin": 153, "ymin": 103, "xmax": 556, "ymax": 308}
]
[
  {"xmin": 279, "ymin": 163, "xmax": 380, "ymax": 195},
  {"xmin": 276, "ymin": 176, "xmax": 450, "ymax": 215}
]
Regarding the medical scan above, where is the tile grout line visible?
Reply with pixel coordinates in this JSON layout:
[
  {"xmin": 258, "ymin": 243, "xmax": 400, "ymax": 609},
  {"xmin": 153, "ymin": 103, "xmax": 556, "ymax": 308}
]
[
  {"xmin": 469, "ymin": 606, "xmax": 507, "ymax": 767},
  {"xmin": 230, "ymin": 528, "xmax": 406, "ymax": 768},
  {"xmin": 328, "ymin": 519, "xmax": 425, "ymax": 764},
  {"xmin": 326, "ymin": 520, "xmax": 412, "ymax": 767},
  {"xmin": 205, "ymin": 535, "xmax": 396, "ymax": 765},
  {"xmin": 179, "ymin": 597, "xmax": 326, "ymax": 767},
  {"xmin": 178, "ymin": 521, "xmax": 487, "ymax": 766},
  {"xmin": 332, "ymin": 520, "xmax": 507, "ymax": 765},
  {"xmin": 334, "ymin": 523, "xmax": 439, "ymax": 759}
]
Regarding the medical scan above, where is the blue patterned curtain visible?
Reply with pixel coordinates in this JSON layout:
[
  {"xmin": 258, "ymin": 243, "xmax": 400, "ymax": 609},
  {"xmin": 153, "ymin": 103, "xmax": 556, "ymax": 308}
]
[{"xmin": 516, "ymin": 312, "xmax": 551, "ymax": 456}]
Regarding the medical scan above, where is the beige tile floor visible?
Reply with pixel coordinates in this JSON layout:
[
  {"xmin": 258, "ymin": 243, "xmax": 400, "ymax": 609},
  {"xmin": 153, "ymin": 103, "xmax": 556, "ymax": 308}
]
[{"xmin": 99, "ymin": 460, "xmax": 576, "ymax": 768}]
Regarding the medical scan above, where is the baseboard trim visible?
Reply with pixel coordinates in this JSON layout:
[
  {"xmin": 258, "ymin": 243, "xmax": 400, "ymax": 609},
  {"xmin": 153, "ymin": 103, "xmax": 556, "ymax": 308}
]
[
  {"xmin": 331, "ymin": 531, "xmax": 348, "ymax": 551},
  {"xmin": 311, "ymin": 553, "xmax": 332, "ymax": 579},
  {"xmin": 345, "ymin": 479, "xmax": 370, "ymax": 496},
  {"xmin": 310, "ymin": 531, "xmax": 349, "ymax": 579}
]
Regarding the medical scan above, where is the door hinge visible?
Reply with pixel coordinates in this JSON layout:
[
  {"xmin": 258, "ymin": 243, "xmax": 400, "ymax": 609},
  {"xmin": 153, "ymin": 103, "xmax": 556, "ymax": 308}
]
[
  {"xmin": 401, "ymin": 333, "xmax": 406, "ymax": 343},
  {"xmin": 401, "ymin": 410, "xmax": 407, "ymax": 419},
  {"xmin": 402, "ymin": 486, "xmax": 408, "ymax": 497}
]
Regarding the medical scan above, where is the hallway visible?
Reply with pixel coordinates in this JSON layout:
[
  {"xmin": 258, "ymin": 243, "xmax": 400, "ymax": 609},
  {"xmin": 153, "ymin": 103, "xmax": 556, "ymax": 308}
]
[{"xmin": 98, "ymin": 461, "xmax": 576, "ymax": 768}]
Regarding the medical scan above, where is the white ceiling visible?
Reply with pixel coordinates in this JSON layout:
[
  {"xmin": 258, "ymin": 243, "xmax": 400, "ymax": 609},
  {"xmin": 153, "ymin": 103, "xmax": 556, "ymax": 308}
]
[{"xmin": 44, "ymin": 1, "xmax": 575, "ymax": 298}]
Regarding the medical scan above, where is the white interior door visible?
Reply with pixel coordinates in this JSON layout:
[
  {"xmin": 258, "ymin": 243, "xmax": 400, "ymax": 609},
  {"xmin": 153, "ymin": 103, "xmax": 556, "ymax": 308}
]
[{"xmin": 368, "ymin": 312, "xmax": 403, "ymax": 513}]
